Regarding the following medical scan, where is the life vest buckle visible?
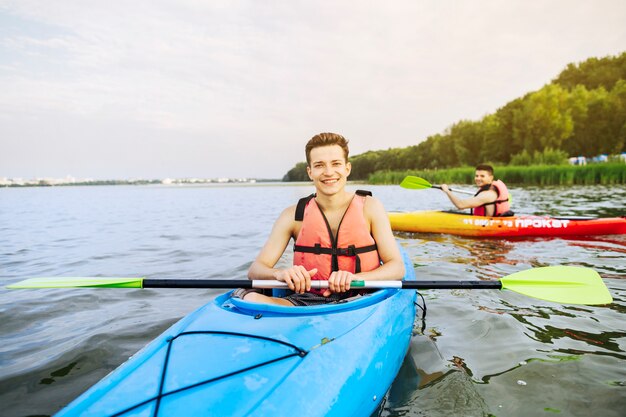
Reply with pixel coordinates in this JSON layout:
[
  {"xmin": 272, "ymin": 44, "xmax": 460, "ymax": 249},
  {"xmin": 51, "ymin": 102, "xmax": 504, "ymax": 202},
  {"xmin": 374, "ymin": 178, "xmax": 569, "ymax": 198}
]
[{"xmin": 335, "ymin": 246, "xmax": 357, "ymax": 257}]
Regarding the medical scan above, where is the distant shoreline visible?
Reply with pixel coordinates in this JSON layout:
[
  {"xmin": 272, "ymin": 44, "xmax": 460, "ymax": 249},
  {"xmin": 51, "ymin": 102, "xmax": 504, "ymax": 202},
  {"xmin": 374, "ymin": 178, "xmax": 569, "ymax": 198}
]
[
  {"xmin": 0, "ymin": 180, "xmax": 377, "ymax": 189},
  {"xmin": 0, "ymin": 178, "xmax": 284, "ymax": 188}
]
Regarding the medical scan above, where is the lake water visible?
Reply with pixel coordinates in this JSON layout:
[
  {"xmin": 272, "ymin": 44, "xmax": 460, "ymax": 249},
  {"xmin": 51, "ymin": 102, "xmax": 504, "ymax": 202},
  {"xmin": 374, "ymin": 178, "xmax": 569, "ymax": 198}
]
[{"xmin": 0, "ymin": 183, "xmax": 624, "ymax": 417}]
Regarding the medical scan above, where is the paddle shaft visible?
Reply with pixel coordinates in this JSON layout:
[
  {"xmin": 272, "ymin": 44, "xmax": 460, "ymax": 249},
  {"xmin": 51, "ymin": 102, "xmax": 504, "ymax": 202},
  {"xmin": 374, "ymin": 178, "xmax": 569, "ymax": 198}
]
[
  {"xmin": 430, "ymin": 185, "xmax": 475, "ymax": 195},
  {"xmin": 142, "ymin": 279, "xmax": 503, "ymax": 290},
  {"xmin": 8, "ymin": 265, "xmax": 611, "ymax": 305},
  {"xmin": 400, "ymin": 176, "xmax": 475, "ymax": 195}
]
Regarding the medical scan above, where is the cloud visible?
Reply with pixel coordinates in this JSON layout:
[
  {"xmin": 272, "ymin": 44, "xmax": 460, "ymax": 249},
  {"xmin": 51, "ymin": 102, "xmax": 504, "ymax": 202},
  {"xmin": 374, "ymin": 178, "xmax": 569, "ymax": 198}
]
[{"xmin": 1, "ymin": 1, "xmax": 625, "ymax": 178}]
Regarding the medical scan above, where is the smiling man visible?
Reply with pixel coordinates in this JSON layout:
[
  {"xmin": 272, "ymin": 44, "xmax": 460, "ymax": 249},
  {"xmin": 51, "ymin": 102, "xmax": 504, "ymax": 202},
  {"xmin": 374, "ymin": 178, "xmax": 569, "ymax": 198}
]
[
  {"xmin": 440, "ymin": 164, "xmax": 513, "ymax": 217},
  {"xmin": 239, "ymin": 132, "xmax": 404, "ymax": 306}
]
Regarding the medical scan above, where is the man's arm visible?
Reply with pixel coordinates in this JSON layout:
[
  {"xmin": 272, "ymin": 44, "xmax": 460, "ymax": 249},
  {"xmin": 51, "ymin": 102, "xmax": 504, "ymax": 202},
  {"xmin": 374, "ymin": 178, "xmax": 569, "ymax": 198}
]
[
  {"xmin": 441, "ymin": 185, "xmax": 496, "ymax": 210},
  {"xmin": 247, "ymin": 206, "xmax": 316, "ymax": 293},
  {"xmin": 360, "ymin": 197, "xmax": 405, "ymax": 280}
]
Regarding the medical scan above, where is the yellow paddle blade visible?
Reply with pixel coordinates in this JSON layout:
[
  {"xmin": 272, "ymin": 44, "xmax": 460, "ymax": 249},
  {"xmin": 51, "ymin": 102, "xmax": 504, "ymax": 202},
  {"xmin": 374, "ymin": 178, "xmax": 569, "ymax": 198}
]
[
  {"xmin": 399, "ymin": 176, "xmax": 433, "ymax": 190},
  {"xmin": 500, "ymin": 266, "xmax": 612, "ymax": 305}
]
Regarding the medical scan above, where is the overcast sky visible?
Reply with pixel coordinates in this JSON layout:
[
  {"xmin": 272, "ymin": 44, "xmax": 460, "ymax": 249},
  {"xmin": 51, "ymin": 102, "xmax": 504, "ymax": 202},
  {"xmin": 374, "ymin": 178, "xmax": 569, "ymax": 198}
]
[{"xmin": 1, "ymin": 1, "xmax": 625, "ymax": 180}]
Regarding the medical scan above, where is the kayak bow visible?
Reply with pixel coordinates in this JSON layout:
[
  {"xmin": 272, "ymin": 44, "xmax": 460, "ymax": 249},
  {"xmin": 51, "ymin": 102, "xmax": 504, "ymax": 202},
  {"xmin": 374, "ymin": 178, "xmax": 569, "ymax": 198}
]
[{"xmin": 53, "ymin": 249, "xmax": 417, "ymax": 417}]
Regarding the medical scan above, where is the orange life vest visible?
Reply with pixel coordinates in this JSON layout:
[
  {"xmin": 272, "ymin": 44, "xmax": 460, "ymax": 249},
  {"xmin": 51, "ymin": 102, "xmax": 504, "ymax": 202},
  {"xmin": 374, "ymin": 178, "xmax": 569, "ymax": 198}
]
[
  {"xmin": 293, "ymin": 190, "xmax": 381, "ymax": 295},
  {"xmin": 472, "ymin": 179, "xmax": 511, "ymax": 216}
]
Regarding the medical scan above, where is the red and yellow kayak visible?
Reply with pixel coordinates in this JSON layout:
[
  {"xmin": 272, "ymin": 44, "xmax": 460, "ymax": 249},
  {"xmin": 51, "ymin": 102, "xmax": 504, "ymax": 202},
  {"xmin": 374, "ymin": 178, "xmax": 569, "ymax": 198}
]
[{"xmin": 388, "ymin": 211, "xmax": 626, "ymax": 237}]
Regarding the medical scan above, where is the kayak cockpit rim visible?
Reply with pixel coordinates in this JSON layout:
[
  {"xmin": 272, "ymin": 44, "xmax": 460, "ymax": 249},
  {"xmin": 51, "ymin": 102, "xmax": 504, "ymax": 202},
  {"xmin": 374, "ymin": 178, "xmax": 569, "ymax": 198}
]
[{"xmin": 222, "ymin": 288, "xmax": 399, "ymax": 316}]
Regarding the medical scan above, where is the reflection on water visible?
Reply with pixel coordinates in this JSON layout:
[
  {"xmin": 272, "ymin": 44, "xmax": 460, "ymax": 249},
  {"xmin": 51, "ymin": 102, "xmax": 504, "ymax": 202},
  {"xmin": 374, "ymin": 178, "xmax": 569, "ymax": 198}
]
[
  {"xmin": 383, "ymin": 336, "xmax": 492, "ymax": 417},
  {"xmin": 0, "ymin": 184, "xmax": 625, "ymax": 417},
  {"xmin": 380, "ymin": 236, "xmax": 626, "ymax": 416},
  {"xmin": 379, "ymin": 183, "xmax": 625, "ymax": 417}
]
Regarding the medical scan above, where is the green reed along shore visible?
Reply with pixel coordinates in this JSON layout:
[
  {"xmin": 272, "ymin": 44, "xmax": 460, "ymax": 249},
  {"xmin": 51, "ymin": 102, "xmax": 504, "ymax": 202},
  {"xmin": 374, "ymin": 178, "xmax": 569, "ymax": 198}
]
[{"xmin": 369, "ymin": 163, "xmax": 626, "ymax": 186}]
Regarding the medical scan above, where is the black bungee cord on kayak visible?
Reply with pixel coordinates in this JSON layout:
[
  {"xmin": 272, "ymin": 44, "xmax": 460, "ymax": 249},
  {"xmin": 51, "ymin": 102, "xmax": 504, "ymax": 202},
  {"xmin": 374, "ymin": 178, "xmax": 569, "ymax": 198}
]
[
  {"xmin": 110, "ymin": 331, "xmax": 308, "ymax": 417},
  {"xmin": 414, "ymin": 292, "xmax": 427, "ymax": 334}
]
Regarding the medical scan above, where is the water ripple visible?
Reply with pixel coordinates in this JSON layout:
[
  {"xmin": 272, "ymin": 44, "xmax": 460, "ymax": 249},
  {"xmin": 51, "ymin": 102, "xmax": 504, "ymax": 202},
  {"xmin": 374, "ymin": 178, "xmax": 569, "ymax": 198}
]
[{"xmin": 1, "ymin": 184, "xmax": 625, "ymax": 417}]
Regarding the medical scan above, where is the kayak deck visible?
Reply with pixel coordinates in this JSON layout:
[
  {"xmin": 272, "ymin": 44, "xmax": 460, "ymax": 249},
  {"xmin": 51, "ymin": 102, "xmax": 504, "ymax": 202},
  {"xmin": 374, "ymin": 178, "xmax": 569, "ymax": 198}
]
[
  {"xmin": 56, "ymin": 250, "xmax": 417, "ymax": 417},
  {"xmin": 388, "ymin": 210, "xmax": 626, "ymax": 237}
]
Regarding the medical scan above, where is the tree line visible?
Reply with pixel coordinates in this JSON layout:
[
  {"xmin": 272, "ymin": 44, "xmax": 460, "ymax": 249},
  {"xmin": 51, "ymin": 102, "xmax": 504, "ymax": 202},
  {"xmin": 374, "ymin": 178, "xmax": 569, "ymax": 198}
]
[{"xmin": 284, "ymin": 52, "xmax": 626, "ymax": 181}]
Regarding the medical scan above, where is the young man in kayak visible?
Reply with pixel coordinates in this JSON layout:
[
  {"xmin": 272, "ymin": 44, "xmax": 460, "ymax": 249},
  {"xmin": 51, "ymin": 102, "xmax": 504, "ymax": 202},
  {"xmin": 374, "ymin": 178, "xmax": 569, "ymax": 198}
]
[
  {"xmin": 239, "ymin": 132, "xmax": 405, "ymax": 306},
  {"xmin": 440, "ymin": 164, "xmax": 512, "ymax": 217}
]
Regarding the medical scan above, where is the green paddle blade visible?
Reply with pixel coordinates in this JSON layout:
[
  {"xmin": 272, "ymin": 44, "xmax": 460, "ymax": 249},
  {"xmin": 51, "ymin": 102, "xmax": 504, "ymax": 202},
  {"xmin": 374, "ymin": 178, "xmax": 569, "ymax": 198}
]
[
  {"xmin": 400, "ymin": 176, "xmax": 433, "ymax": 190},
  {"xmin": 500, "ymin": 266, "xmax": 612, "ymax": 305},
  {"xmin": 6, "ymin": 277, "xmax": 144, "ymax": 289}
]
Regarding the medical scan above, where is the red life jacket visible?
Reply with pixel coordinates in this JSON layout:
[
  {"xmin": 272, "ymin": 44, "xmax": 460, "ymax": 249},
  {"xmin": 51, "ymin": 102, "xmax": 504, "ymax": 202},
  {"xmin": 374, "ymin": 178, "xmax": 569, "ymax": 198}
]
[
  {"xmin": 293, "ymin": 190, "xmax": 381, "ymax": 295},
  {"xmin": 472, "ymin": 180, "xmax": 511, "ymax": 216}
]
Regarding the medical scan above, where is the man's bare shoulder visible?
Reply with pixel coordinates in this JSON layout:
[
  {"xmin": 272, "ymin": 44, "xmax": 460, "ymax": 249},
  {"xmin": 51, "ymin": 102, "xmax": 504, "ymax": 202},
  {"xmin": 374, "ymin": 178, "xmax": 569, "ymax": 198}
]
[
  {"xmin": 274, "ymin": 204, "xmax": 301, "ymax": 229},
  {"xmin": 363, "ymin": 194, "xmax": 384, "ymax": 208},
  {"xmin": 280, "ymin": 204, "xmax": 298, "ymax": 219},
  {"xmin": 267, "ymin": 204, "xmax": 299, "ymax": 239},
  {"xmin": 363, "ymin": 195, "xmax": 387, "ymax": 217}
]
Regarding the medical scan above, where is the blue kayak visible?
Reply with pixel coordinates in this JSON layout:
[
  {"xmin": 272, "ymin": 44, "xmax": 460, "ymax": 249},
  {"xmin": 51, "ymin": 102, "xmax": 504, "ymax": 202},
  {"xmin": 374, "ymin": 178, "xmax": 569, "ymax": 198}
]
[{"xmin": 56, "ymin": 250, "xmax": 417, "ymax": 416}]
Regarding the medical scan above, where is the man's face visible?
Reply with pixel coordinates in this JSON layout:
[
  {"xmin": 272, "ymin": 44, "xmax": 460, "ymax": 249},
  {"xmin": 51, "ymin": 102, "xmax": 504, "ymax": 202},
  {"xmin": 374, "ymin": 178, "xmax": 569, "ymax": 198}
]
[
  {"xmin": 306, "ymin": 145, "xmax": 351, "ymax": 196},
  {"xmin": 474, "ymin": 170, "xmax": 493, "ymax": 187}
]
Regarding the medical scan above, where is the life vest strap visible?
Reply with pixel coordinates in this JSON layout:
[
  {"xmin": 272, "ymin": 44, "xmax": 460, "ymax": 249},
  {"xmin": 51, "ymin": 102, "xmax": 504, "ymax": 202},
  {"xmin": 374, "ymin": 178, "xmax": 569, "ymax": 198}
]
[
  {"xmin": 293, "ymin": 243, "xmax": 378, "ymax": 273},
  {"xmin": 293, "ymin": 243, "xmax": 377, "ymax": 256},
  {"xmin": 295, "ymin": 194, "xmax": 316, "ymax": 221},
  {"xmin": 477, "ymin": 199, "xmax": 508, "ymax": 208}
]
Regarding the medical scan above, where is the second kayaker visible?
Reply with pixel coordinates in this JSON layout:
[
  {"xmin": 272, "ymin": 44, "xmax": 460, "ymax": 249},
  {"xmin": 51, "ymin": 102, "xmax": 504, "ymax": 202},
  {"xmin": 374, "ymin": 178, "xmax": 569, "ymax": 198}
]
[
  {"xmin": 440, "ymin": 164, "xmax": 513, "ymax": 217},
  {"xmin": 237, "ymin": 132, "xmax": 405, "ymax": 306}
]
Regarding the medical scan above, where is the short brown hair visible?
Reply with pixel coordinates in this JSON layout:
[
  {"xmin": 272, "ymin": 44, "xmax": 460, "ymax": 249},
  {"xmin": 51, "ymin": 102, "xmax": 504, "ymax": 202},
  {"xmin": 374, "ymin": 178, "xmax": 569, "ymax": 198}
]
[
  {"xmin": 305, "ymin": 133, "xmax": 349, "ymax": 165},
  {"xmin": 475, "ymin": 164, "xmax": 494, "ymax": 175}
]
